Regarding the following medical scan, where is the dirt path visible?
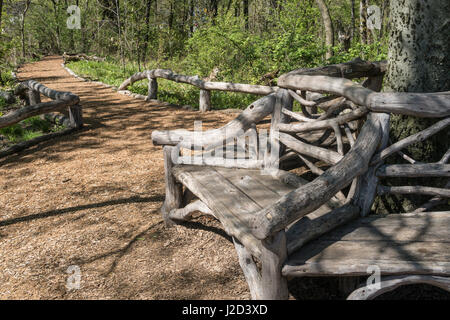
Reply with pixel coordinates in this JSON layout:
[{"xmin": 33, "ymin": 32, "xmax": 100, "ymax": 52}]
[{"xmin": 0, "ymin": 56, "xmax": 250, "ymax": 299}]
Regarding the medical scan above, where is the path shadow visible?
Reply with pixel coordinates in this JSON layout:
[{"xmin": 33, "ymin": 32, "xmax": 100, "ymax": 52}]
[{"xmin": 0, "ymin": 195, "xmax": 164, "ymax": 227}]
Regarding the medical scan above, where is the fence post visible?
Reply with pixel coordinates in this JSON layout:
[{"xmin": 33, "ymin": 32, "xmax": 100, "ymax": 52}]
[
  {"xmin": 28, "ymin": 90, "xmax": 41, "ymax": 105},
  {"xmin": 199, "ymin": 89, "xmax": 211, "ymax": 112},
  {"xmin": 148, "ymin": 77, "xmax": 158, "ymax": 100},
  {"xmin": 69, "ymin": 105, "xmax": 83, "ymax": 128}
]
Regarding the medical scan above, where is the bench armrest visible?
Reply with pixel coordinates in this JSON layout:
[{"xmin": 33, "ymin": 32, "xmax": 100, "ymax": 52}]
[{"xmin": 151, "ymin": 93, "xmax": 280, "ymax": 148}]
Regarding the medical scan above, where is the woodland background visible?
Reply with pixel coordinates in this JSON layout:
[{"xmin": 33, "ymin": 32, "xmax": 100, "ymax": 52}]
[{"xmin": 0, "ymin": 0, "xmax": 389, "ymax": 93}]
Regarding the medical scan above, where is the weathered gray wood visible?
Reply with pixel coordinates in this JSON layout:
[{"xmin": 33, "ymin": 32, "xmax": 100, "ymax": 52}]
[
  {"xmin": 277, "ymin": 74, "xmax": 450, "ymax": 118},
  {"xmin": 377, "ymin": 163, "xmax": 450, "ymax": 178},
  {"xmin": 281, "ymin": 108, "xmax": 315, "ymax": 122},
  {"xmin": 414, "ymin": 181, "xmax": 450, "ymax": 213},
  {"xmin": 344, "ymin": 124, "xmax": 355, "ymax": 146},
  {"xmin": 0, "ymin": 99, "xmax": 75, "ymax": 129},
  {"xmin": 215, "ymin": 167, "xmax": 282, "ymax": 209},
  {"xmin": 439, "ymin": 148, "xmax": 450, "ymax": 164},
  {"xmin": 199, "ymin": 89, "xmax": 211, "ymax": 112},
  {"xmin": 286, "ymin": 204, "xmax": 360, "ymax": 255},
  {"xmin": 266, "ymin": 89, "xmax": 293, "ymax": 169},
  {"xmin": 317, "ymin": 97, "xmax": 347, "ymax": 120},
  {"xmin": 283, "ymin": 212, "xmax": 450, "ymax": 277},
  {"xmin": 147, "ymin": 77, "xmax": 158, "ymax": 100},
  {"xmin": 287, "ymin": 89, "xmax": 317, "ymax": 107},
  {"xmin": 28, "ymin": 90, "xmax": 41, "ymax": 105},
  {"xmin": 250, "ymin": 113, "xmax": 382, "ymax": 240},
  {"xmin": 152, "ymin": 93, "xmax": 278, "ymax": 147},
  {"xmin": 278, "ymin": 132, "xmax": 343, "ymax": 165},
  {"xmin": 347, "ymin": 275, "xmax": 450, "ymax": 300},
  {"xmin": 19, "ymin": 80, "xmax": 80, "ymax": 102},
  {"xmin": 371, "ymin": 113, "xmax": 450, "ymax": 165},
  {"xmin": 280, "ymin": 58, "xmax": 387, "ymax": 80},
  {"xmin": 277, "ymin": 107, "xmax": 368, "ymax": 133},
  {"xmin": 378, "ymin": 185, "xmax": 450, "ymax": 198},
  {"xmin": 332, "ymin": 123, "xmax": 344, "ymax": 155},
  {"xmin": 172, "ymin": 165, "xmax": 264, "ymax": 257},
  {"xmin": 119, "ymin": 69, "xmax": 279, "ymax": 95},
  {"xmin": 2, "ymin": 80, "xmax": 80, "ymax": 129},
  {"xmin": 260, "ymin": 231, "xmax": 288, "ymax": 300},
  {"xmin": 233, "ymin": 238, "xmax": 263, "ymax": 300},
  {"xmin": 355, "ymin": 110, "xmax": 390, "ymax": 217},
  {"xmin": 161, "ymin": 146, "xmax": 183, "ymax": 225},
  {"xmin": 368, "ymin": 92, "xmax": 450, "ymax": 117},
  {"xmin": 169, "ymin": 200, "xmax": 214, "ymax": 221},
  {"xmin": 68, "ymin": 104, "xmax": 83, "ymax": 128}
]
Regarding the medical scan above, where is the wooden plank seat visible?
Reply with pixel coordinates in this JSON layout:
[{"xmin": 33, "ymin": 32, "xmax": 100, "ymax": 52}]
[
  {"xmin": 284, "ymin": 212, "xmax": 450, "ymax": 278},
  {"xmin": 171, "ymin": 165, "xmax": 337, "ymax": 257}
]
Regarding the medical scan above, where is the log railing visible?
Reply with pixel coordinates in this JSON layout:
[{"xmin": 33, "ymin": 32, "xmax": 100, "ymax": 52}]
[
  {"xmin": 1, "ymin": 80, "xmax": 82, "ymax": 129},
  {"xmin": 0, "ymin": 80, "xmax": 82, "ymax": 157},
  {"xmin": 119, "ymin": 69, "xmax": 279, "ymax": 112},
  {"xmin": 120, "ymin": 59, "xmax": 391, "ymax": 113}
]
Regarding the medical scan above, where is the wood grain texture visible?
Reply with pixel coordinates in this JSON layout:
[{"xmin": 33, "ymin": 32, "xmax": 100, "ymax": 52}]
[
  {"xmin": 250, "ymin": 113, "xmax": 382, "ymax": 239},
  {"xmin": 283, "ymin": 212, "xmax": 450, "ymax": 277},
  {"xmin": 119, "ymin": 68, "xmax": 279, "ymax": 95}
]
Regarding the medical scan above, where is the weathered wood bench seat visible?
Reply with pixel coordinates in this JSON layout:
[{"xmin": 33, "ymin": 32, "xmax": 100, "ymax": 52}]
[
  {"xmin": 284, "ymin": 212, "xmax": 450, "ymax": 278},
  {"xmin": 172, "ymin": 165, "xmax": 337, "ymax": 256},
  {"xmin": 150, "ymin": 59, "xmax": 450, "ymax": 300}
]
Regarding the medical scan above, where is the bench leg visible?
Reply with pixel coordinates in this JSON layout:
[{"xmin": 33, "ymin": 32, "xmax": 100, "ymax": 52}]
[
  {"xmin": 233, "ymin": 231, "xmax": 289, "ymax": 300},
  {"xmin": 161, "ymin": 146, "xmax": 182, "ymax": 225},
  {"xmin": 347, "ymin": 275, "xmax": 450, "ymax": 300}
]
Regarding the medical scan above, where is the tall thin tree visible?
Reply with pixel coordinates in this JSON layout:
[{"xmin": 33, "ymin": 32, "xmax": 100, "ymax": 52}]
[
  {"xmin": 21, "ymin": 0, "xmax": 31, "ymax": 59},
  {"xmin": 315, "ymin": 0, "xmax": 334, "ymax": 59}
]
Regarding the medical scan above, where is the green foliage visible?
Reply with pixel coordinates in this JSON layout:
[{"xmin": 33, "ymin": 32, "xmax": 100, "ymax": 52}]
[
  {"xmin": 1, "ymin": 0, "xmax": 390, "ymax": 111},
  {"xmin": 0, "ymin": 97, "xmax": 6, "ymax": 111},
  {"xmin": 329, "ymin": 41, "xmax": 388, "ymax": 64},
  {"xmin": 0, "ymin": 116, "xmax": 58, "ymax": 145}
]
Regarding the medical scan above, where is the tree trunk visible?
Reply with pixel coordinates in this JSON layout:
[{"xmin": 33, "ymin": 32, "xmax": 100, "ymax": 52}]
[
  {"xmin": 359, "ymin": 0, "xmax": 368, "ymax": 44},
  {"xmin": 378, "ymin": 0, "xmax": 450, "ymax": 213},
  {"xmin": 51, "ymin": 0, "xmax": 61, "ymax": 53},
  {"xmin": 0, "ymin": 0, "xmax": 4, "ymax": 33},
  {"xmin": 21, "ymin": 0, "xmax": 31, "ymax": 59},
  {"xmin": 315, "ymin": 0, "xmax": 334, "ymax": 60},
  {"xmin": 350, "ymin": 0, "xmax": 355, "ymax": 40},
  {"xmin": 243, "ymin": 0, "xmax": 249, "ymax": 30},
  {"xmin": 142, "ymin": 0, "xmax": 152, "ymax": 67}
]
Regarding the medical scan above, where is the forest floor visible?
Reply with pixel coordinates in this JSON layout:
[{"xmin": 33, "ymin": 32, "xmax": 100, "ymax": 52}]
[{"xmin": 1, "ymin": 56, "xmax": 447, "ymax": 300}]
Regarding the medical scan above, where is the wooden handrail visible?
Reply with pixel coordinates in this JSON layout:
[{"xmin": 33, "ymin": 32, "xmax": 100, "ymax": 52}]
[{"xmin": 1, "ymin": 80, "xmax": 82, "ymax": 130}]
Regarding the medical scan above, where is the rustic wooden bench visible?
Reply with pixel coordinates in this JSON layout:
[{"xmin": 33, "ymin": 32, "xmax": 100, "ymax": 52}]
[{"xmin": 151, "ymin": 59, "xmax": 450, "ymax": 300}]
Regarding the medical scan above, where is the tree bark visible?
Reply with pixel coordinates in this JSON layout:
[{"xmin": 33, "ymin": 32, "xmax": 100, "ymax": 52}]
[
  {"xmin": 378, "ymin": 0, "xmax": 450, "ymax": 213},
  {"xmin": 359, "ymin": 0, "xmax": 368, "ymax": 44},
  {"xmin": 142, "ymin": 0, "xmax": 153, "ymax": 67},
  {"xmin": 21, "ymin": 0, "xmax": 31, "ymax": 59},
  {"xmin": 0, "ymin": 0, "xmax": 4, "ymax": 33},
  {"xmin": 243, "ymin": 0, "xmax": 249, "ymax": 30},
  {"xmin": 315, "ymin": 0, "xmax": 334, "ymax": 59},
  {"xmin": 350, "ymin": 0, "xmax": 355, "ymax": 40}
]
